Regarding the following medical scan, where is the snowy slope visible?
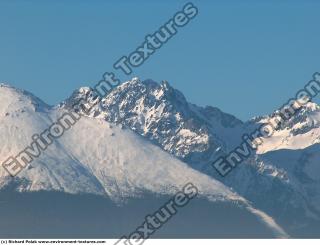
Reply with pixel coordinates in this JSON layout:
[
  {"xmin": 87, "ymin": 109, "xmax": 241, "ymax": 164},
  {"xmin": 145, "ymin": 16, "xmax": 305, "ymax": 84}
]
[{"xmin": 0, "ymin": 83, "xmax": 105, "ymax": 194}]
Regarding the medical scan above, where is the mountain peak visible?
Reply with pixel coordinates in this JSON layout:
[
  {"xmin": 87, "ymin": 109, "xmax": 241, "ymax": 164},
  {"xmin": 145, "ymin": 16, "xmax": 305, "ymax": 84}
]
[
  {"xmin": 0, "ymin": 83, "xmax": 50, "ymax": 114},
  {"xmin": 62, "ymin": 78, "xmax": 243, "ymax": 168},
  {"xmin": 300, "ymin": 101, "xmax": 320, "ymax": 111},
  {"xmin": 160, "ymin": 80, "xmax": 171, "ymax": 90},
  {"xmin": 0, "ymin": 82, "xmax": 24, "ymax": 94}
]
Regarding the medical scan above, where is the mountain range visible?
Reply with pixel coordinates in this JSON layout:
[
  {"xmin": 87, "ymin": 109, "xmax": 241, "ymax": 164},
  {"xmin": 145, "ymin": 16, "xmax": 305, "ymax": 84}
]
[{"xmin": 1, "ymin": 78, "xmax": 320, "ymax": 238}]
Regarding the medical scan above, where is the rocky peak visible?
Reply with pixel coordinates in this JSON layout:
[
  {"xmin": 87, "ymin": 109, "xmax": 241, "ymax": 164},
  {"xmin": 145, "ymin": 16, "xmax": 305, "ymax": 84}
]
[{"xmin": 63, "ymin": 78, "xmax": 243, "ymax": 165}]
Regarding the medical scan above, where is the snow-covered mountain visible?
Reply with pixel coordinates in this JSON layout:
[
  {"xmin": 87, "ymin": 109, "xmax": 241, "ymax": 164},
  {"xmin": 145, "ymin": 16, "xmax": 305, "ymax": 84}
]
[
  {"xmin": 0, "ymin": 83, "xmax": 288, "ymax": 238},
  {"xmin": 63, "ymin": 78, "xmax": 244, "ymax": 171},
  {"xmin": 0, "ymin": 83, "xmax": 239, "ymax": 200},
  {"xmin": 250, "ymin": 102, "xmax": 320, "ymax": 154},
  {"xmin": 62, "ymin": 78, "xmax": 320, "ymax": 236}
]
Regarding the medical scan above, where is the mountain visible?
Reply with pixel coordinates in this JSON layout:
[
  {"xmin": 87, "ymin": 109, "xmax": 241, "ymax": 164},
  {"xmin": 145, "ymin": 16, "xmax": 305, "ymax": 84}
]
[
  {"xmin": 0, "ymin": 83, "xmax": 241, "ymax": 200},
  {"xmin": 63, "ymin": 78, "xmax": 320, "ymax": 237},
  {"xmin": 260, "ymin": 144, "xmax": 320, "ymax": 236},
  {"xmin": 0, "ymin": 83, "xmax": 288, "ymax": 238},
  {"xmin": 63, "ymin": 78, "xmax": 244, "ymax": 172},
  {"xmin": 250, "ymin": 102, "xmax": 320, "ymax": 154},
  {"xmin": 250, "ymin": 103, "xmax": 320, "ymax": 236}
]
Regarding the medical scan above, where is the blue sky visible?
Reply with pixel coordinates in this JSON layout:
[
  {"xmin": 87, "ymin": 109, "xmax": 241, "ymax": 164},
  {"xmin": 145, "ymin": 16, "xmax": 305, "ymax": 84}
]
[{"xmin": 0, "ymin": 0, "xmax": 319, "ymax": 120}]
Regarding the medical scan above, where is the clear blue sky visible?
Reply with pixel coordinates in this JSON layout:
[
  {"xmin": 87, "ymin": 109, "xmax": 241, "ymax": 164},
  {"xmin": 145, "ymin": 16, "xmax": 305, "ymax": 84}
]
[{"xmin": 0, "ymin": 0, "xmax": 319, "ymax": 120}]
